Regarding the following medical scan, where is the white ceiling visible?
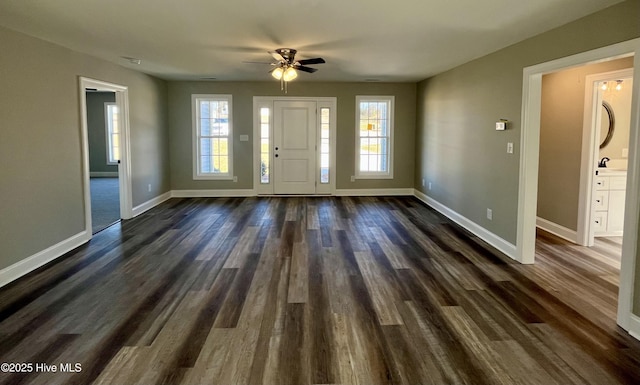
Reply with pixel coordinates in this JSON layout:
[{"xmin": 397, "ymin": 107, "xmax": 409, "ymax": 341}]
[{"xmin": 0, "ymin": 0, "xmax": 623, "ymax": 82}]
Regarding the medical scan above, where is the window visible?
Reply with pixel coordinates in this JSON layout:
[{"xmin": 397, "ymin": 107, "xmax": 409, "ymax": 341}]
[
  {"xmin": 355, "ymin": 96, "xmax": 394, "ymax": 178},
  {"xmin": 260, "ymin": 107, "xmax": 270, "ymax": 184},
  {"xmin": 192, "ymin": 94, "xmax": 233, "ymax": 179},
  {"xmin": 320, "ymin": 107, "xmax": 330, "ymax": 184},
  {"xmin": 105, "ymin": 103, "xmax": 120, "ymax": 165}
]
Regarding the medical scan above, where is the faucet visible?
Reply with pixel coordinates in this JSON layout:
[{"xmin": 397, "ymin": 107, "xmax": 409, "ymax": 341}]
[{"xmin": 598, "ymin": 157, "xmax": 610, "ymax": 168}]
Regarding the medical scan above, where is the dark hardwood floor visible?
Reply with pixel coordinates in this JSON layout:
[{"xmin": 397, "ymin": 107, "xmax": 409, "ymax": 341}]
[{"xmin": 1, "ymin": 196, "xmax": 639, "ymax": 385}]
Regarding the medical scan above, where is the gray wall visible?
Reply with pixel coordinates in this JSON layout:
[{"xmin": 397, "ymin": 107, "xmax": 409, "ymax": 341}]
[
  {"xmin": 415, "ymin": 0, "xmax": 640, "ymax": 245},
  {"xmin": 0, "ymin": 26, "xmax": 170, "ymax": 270},
  {"xmin": 87, "ymin": 91, "xmax": 117, "ymax": 173},
  {"xmin": 538, "ymin": 57, "xmax": 633, "ymax": 230},
  {"xmin": 168, "ymin": 82, "xmax": 416, "ymax": 191}
]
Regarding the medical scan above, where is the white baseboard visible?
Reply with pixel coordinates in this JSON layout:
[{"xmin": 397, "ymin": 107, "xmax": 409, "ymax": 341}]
[
  {"xmin": 627, "ymin": 313, "xmax": 640, "ymax": 342},
  {"xmin": 536, "ymin": 217, "xmax": 578, "ymax": 243},
  {"xmin": 89, "ymin": 172, "xmax": 118, "ymax": 177},
  {"xmin": 171, "ymin": 189, "xmax": 257, "ymax": 198},
  {"xmin": 0, "ymin": 231, "xmax": 90, "ymax": 288},
  {"xmin": 132, "ymin": 191, "xmax": 172, "ymax": 217},
  {"xmin": 334, "ymin": 188, "xmax": 414, "ymax": 196},
  {"xmin": 413, "ymin": 189, "xmax": 517, "ymax": 261}
]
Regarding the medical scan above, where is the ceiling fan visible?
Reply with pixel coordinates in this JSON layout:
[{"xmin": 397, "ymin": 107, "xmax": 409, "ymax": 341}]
[{"xmin": 248, "ymin": 48, "xmax": 326, "ymax": 92}]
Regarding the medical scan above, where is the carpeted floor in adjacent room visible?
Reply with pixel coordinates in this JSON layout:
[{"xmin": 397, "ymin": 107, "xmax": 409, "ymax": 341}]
[{"xmin": 90, "ymin": 177, "xmax": 120, "ymax": 234}]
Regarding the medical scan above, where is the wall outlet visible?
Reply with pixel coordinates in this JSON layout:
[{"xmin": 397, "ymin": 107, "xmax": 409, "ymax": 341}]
[
  {"xmin": 428, "ymin": 182, "xmax": 432, "ymax": 190},
  {"xmin": 422, "ymin": 178, "xmax": 425, "ymax": 187},
  {"xmin": 147, "ymin": 184, "xmax": 151, "ymax": 192},
  {"xmin": 623, "ymin": 148, "xmax": 628, "ymax": 158},
  {"xmin": 487, "ymin": 208, "xmax": 493, "ymax": 220},
  {"xmin": 233, "ymin": 176, "xmax": 238, "ymax": 182},
  {"xmin": 351, "ymin": 176, "xmax": 355, "ymax": 182}
]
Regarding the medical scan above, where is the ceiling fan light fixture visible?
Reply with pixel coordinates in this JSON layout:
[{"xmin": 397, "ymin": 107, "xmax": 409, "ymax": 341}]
[
  {"xmin": 283, "ymin": 66, "xmax": 298, "ymax": 82},
  {"xmin": 271, "ymin": 67, "xmax": 284, "ymax": 80}
]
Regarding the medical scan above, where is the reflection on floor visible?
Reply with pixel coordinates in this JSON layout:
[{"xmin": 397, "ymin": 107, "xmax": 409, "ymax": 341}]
[
  {"xmin": 591, "ymin": 236, "xmax": 623, "ymax": 268},
  {"xmin": 90, "ymin": 177, "xmax": 120, "ymax": 234}
]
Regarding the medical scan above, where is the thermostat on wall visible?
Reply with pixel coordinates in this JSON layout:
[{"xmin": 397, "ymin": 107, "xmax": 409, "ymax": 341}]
[{"xmin": 495, "ymin": 119, "xmax": 508, "ymax": 131}]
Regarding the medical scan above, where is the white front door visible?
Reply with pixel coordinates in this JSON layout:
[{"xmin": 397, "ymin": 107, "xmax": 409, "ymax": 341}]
[{"xmin": 273, "ymin": 100, "xmax": 316, "ymax": 194}]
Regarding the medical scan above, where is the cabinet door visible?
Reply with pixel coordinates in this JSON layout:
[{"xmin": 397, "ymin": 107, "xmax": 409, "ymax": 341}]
[
  {"xmin": 593, "ymin": 211, "xmax": 608, "ymax": 234},
  {"xmin": 607, "ymin": 190, "xmax": 626, "ymax": 233},
  {"xmin": 593, "ymin": 191, "xmax": 608, "ymax": 211},
  {"xmin": 595, "ymin": 176, "xmax": 609, "ymax": 190}
]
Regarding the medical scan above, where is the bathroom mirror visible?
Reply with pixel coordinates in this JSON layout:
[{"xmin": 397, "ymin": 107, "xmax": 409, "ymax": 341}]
[{"xmin": 600, "ymin": 100, "xmax": 615, "ymax": 149}]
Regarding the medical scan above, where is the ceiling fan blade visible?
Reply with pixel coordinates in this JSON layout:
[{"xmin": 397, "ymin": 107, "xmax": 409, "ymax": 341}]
[
  {"xmin": 296, "ymin": 65, "xmax": 319, "ymax": 73},
  {"xmin": 269, "ymin": 51, "xmax": 285, "ymax": 62},
  {"xmin": 296, "ymin": 58, "xmax": 325, "ymax": 65},
  {"xmin": 242, "ymin": 61, "xmax": 278, "ymax": 65}
]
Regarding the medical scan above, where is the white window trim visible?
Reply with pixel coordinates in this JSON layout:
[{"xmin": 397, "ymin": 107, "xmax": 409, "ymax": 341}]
[
  {"xmin": 104, "ymin": 102, "xmax": 119, "ymax": 165},
  {"xmin": 354, "ymin": 95, "xmax": 394, "ymax": 179},
  {"xmin": 192, "ymin": 94, "xmax": 234, "ymax": 180}
]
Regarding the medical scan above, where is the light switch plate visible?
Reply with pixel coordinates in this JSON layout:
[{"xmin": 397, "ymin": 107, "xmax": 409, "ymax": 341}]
[
  {"xmin": 507, "ymin": 142, "xmax": 514, "ymax": 154},
  {"xmin": 239, "ymin": 134, "xmax": 249, "ymax": 142}
]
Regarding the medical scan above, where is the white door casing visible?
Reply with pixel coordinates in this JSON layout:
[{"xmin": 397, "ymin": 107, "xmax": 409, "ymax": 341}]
[
  {"xmin": 79, "ymin": 77, "xmax": 133, "ymax": 238},
  {"xmin": 274, "ymin": 100, "xmax": 317, "ymax": 194}
]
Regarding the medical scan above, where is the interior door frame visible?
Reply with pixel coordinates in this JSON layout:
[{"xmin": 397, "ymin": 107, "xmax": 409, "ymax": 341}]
[
  {"xmin": 253, "ymin": 96, "xmax": 337, "ymax": 195},
  {"xmin": 79, "ymin": 77, "xmax": 133, "ymax": 235},
  {"xmin": 578, "ymin": 68, "xmax": 634, "ymax": 246},
  {"xmin": 518, "ymin": 38, "xmax": 640, "ymax": 334}
]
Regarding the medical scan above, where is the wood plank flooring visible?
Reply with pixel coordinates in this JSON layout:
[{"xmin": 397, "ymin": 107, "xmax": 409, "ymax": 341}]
[{"xmin": 1, "ymin": 196, "xmax": 640, "ymax": 384}]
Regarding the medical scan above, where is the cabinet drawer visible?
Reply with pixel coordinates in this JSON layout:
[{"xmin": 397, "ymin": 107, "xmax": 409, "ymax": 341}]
[
  {"xmin": 595, "ymin": 176, "xmax": 609, "ymax": 190},
  {"xmin": 610, "ymin": 176, "xmax": 626, "ymax": 190},
  {"xmin": 593, "ymin": 191, "xmax": 608, "ymax": 210},
  {"xmin": 593, "ymin": 211, "xmax": 608, "ymax": 233}
]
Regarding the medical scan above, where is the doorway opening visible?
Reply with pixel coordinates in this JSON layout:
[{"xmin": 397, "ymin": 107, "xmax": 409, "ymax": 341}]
[
  {"xmin": 253, "ymin": 97, "xmax": 337, "ymax": 195},
  {"xmin": 79, "ymin": 77, "xmax": 133, "ymax": 236},
  {"xmin": 86, "ymin": 91, "xmax": 120, "ymax": 233},
  {"xmin": 518, "ymin": 38, "xmax": 640, "ymax": 333}
]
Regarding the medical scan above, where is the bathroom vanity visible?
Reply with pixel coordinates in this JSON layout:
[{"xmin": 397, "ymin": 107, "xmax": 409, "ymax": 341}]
[{"xmin": 593, "ymin": 169, "xmax": 626, "ymax": 236}]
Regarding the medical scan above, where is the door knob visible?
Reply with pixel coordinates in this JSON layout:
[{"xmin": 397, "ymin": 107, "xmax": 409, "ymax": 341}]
[
  {"xmin": 275, "ymin": 154, "xmax": 279, "ymax": 158},
  {"xmin": 275, "ymin": 147, "xmax": 279, "ymax": 151}
]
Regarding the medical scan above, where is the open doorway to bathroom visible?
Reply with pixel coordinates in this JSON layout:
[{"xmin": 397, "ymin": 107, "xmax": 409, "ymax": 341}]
[{"xmin": 536, "ymin": 56, "xmax": 633, "ymax": 251}]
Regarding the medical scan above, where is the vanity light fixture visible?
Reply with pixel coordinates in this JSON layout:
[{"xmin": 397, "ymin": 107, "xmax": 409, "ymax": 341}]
[
  {"xmin": 601, "ymin": 82, "xmax": 608, "ymax": 91},
  {"xmin": 616, "ymin": 80, "xmax": 623, "ymax": 91}
]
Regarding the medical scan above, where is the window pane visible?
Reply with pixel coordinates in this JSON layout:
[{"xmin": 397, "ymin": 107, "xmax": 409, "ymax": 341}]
[
  {"xmin": 321, "ymin": 153, "xmax": 329, "ymax": 168},
  {"xmin": 321, "ymin": 126, "xmax": 329, "ymax": 139},
  {"xmin": 360, "ymin": 154, "xmax": 369, "ymax": 171},
  {"xmin": 218, "ymin": 156, "xmax": 229, "ymax": 173},
  {"xmin": 320, "ymin": 108, "xmax": 328, "ymax": 122},
  {"xmin": 261, "ymin": 124, "xmax": 269, "ymax": 138},
  {"xmin": 218, "ymin": 138, "xmax": 228, "ymax": 156},
  {"xmin": 260, "ymin": 107, "xmax": 270, "ymax": 124},
  {"xmin": 200, "ymin": 155, "xmax": 211, "ymax": 173},
  {"xmin": 321, "ymin": 141, "xmax": 329, "ymax": 154},
  {"xmin": 200, "ymin": 101, "xmax": 209, "ymax": 118},
  {"xmin": 320, "ymin": 167, "xmax": 329, "ymax": 184},
  {"xmin": 261, "ymin": 153, "xmax": 269, "ymax": 184}
]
